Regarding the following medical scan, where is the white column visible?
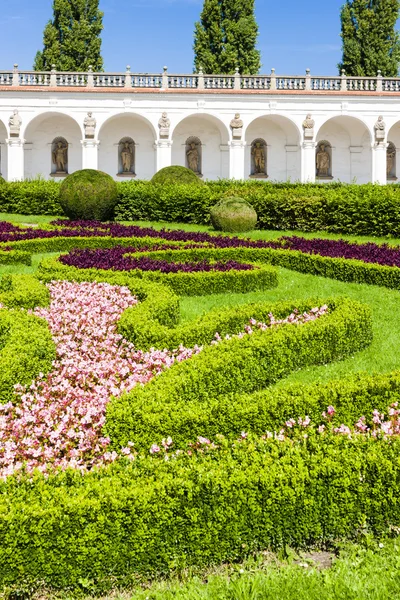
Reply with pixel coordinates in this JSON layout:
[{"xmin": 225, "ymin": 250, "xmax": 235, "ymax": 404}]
[
  {"xmin": 81, "ymin": 139, "xmax": 100, "ymax": 170},
  {"xmin": 6, "ymin": 138, "xmax": 25, "ymax": 181},
  {"xmin": 301, "ymin": 141, "xmax": 316, "ymax": 183},
  {"xmin": 372, "ymin": 143, "xmax": 387, "ymax": 184},
  {"xmin": 229, "ymin": 141, "xmax": 246, "ymax": 180},
  {"xmin": 155, "ymin": 140, "xmax": 173, "ymax": 172}
]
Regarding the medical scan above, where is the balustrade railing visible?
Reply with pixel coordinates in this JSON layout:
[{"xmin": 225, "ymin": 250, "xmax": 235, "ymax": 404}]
[{"xmin": 3, "ymin": 65, "xmax": 400, "ymax": 93}]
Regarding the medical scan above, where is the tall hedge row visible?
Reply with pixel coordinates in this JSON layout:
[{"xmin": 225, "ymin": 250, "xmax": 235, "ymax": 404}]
[{"xmin": 2, "ymin": 180, "xmax": 400, "ymax": 236}]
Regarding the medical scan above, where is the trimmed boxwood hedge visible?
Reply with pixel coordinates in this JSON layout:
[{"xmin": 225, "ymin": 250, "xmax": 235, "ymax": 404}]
[
  {"xmin": 106, "ymin": 296, "xmax": 372, "ymax": 451},
  {"xmin": 1, "ymin": 433, "xmax": 400, "ymax": 593},
  {"xmin": 0, "ymin": 274, "xmax": 50, "ymax": 310},
  {"xmin": 0, "ymin": 308, "xmax": 55, "ymax": 403},
  {"xmin": 4, "ymin": 179, "xmax": 400, "ymax": 236}
]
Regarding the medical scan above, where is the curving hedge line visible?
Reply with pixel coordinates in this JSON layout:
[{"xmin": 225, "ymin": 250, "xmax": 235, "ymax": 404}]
[
  {"xmin": 1, "ymin": 433, "xmax": 399, "ymax": 593},
  {"xmin": 0, "ymin": 308, "xmax": 55, "ymax": 404},
  {"xmin": 0, "ymin": 274, "xmax": 50, "ymax": 310},
  {"xmin": 106, "ymin": 296, "xmax": 372, "ymax": 451}
]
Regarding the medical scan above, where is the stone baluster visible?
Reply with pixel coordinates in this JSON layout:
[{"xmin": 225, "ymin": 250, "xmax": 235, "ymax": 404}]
[
  {"xmin": 162, "ymin": 66, "xmax": 169, "ymax": 90},
  {"xmin": 270, "ymin": 68, "xmax": 276, "ymax": 91},
  {"xmin": 198, "ymin": 68, "xmax": 205, "ymax": 91},
  {"xmin": 305, "ymin": 68, "xmax": 311, "ymax": 91},
  {"xmin": 12, "ymin": 64, "xmax": 19, "ymax": 86},
  {"xmin": 340, "ymin": 70, "xmax": 347, "ymax": 92},
  {"xmin": 50, "ymin": 65, "xmax": 57, "ymax": 87},
  {"xmin": 234, "ymin": 66, "xmax": 241, "ymax": 91},
  {"xmin": 86, "ymin": 66, "xmax": 94, "ymax": 88},
  {"xmin": 125, "ymin": 65, "xmax": 132, "ymax": 88},
  {"xmin": 376, "ymin": 70, "xmax": 383, "ymax": 93}
]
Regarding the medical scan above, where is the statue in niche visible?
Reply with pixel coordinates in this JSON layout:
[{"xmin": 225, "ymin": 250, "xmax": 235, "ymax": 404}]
[
  {"xmin": 387, "ymin": 143, "xmax": 396, "ymax": 178},
  {"xmin": 230, "ymin": 113, "xmax": 243, "ymax": 139},
  {"xmin": 52, "ymin": 140, "xmax": 68, "ymax": 173},
  {"xmin": 302, "ymin": 114, "xmax": 315, "ymax": 140},
  {"xmin": 9, "ymin": 109, "xmax": 22, "ymax": 137},
  {"xmin": 158, "ymin": 112, "xmax": 171, "ymax": 139},
  {"xmin": 251, "ymin": 140, "xmax": 267, "ymax": 176},
  {"xmin": 186, "ymin": 141, "xmax": 201, "ymax": 174},
  {"xmin": 83, "ymin": 112, "xmax": 96, "ymax": 138},
  {"xmin": 120, "ymin": 141, "xmax": 134, "ymax": 173},
  {"xmin": 316, "ymin": 143, "xmax": 331, "ymax": 178},
  {"xmin": 374, "ymin": 116, "xmax": 386, "ymax": 143}
]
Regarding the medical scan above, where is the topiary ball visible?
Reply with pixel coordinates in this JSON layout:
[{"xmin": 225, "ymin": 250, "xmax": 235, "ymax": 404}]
[
  {"xmin": 59, "ymin": 169, "xmax": 118, "ymax": 222},
  {"xmin": 210, "ymin": 197, "xmax": 258, "ymax": 233},
  {"xmin": 151, "ymin": 165, "xmax": 204, "ymax": 186}
]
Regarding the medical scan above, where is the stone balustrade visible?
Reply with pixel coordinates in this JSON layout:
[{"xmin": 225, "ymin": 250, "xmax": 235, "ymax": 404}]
[{"xmin": 1, "ymin": 65, "xmax": 399, "ymax": 93}]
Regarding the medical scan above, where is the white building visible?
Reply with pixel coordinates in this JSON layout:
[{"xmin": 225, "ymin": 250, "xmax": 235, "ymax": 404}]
[{"xmin": 1, "ymin": 65, "xmax": 400, "ymax": 184}]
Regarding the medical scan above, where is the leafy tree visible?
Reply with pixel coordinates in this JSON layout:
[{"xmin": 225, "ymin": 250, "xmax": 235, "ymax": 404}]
[
  {"xmin": 34, "ymin": 0, "xmax": 104, "ymax": 72},
  {"xmin": 339, "ymin": 0, "xmax": 400, "ymax": 77},
  {"xmin": 194, "ymin": 0, "xmax": 261, "ymax": 75}
]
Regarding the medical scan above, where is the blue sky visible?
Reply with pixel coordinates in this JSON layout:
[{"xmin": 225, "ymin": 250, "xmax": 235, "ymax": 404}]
[{"xmin": 1, "ymin": 0, "xmax": 348, "ymax": 75}]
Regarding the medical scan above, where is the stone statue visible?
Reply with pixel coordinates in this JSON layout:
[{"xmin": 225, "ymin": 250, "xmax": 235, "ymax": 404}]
[
  {"xmin": 251, "ymin": 141, "xmax": 266, "ymax": 175},
  {"xmin": 186, "ymin": 142, "xmax": 200, "ymax": 173},
  {"xmin": 9, "ymin": 109, "xmax": 22, "ymax": 137},
  {"xmin": 120, "ymin": 141, "xmax": 133, "ymax": 172},
  {"xmin": 374, "ymin": 116, "xmax": 386, "ymax": 142},
  {"xmin": 52, "ymin": 141, "xmax": 68, "ymax": 173},
  {"xmin": 230, "ymin": 113, "xmax": 243, "ymax": 139},
  {"xmin": 158, "ymin": 112, "xmax": 171, "ymax": 139},
  {"xmin": 84, "ymin": 112, "xmax": 96, "ymax": 139},
  {"xmin": 316, "ymin": 143, "xmax": 330, "ymax": 177},
  {"xmin": 302, "ymin": 114, "xmax": 315, "ymax": 140},
  {"xmin": 387, "ymin": 145, "xmax": 396, "ymax": 177}
]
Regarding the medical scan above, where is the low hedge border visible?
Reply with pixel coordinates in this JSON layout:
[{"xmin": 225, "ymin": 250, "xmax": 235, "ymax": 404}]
[
  {"xmin": 0, "ymin": 274, "xmax": 50, "ymax": 310},
  {"xmin": 106, "ymin": 296, "xmax": 372, "ymax": 451},
  {"xmin": 36, "ymin": 259, "xmax": 181, "ymax": 331},
  {"xmin": 128, "ymin": 245, "xmax": 400, "ymax": 291},
  {"xmin": 0, "ymin": 249, "xmax": 31, "ymax": 266},
  {"xmin": 1, "ymin": 433, "xmax": 399, "ymax": 593},
  {"xmin": 0, "ymin": 308, "xmax": 55, "ymax": 404}
]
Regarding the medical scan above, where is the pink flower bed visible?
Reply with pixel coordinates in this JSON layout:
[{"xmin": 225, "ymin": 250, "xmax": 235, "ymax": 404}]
[{"xmin": 0, "ymin": 281, "xmax": 201, "ymax": 478}]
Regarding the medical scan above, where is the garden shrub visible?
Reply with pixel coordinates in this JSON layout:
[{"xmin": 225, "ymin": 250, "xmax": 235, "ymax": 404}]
[
  {"xmin": 0, "ymin": 274, "xmax": 50, "ymax": 309},
  {"xmin": 210, "ymin": 196, "xmax": 258, "ymax": 232},
  {"xmin": 0, "ymin": 249, "xmax": 31, "ymax": 266},
  {"xmin": 59, "ymin": 169, "xmax": 118, "ymax": 222},
  {"xmin": 0, "ymin": 432, "xmax": 399, "ymax": 593},
  {"xmin": 106, "ymin": 296, "xmax": 372, "ymax": 450},
  {"xmin": 0, "ymin": 179, "xmax": 62, "ymax": 215},
  {"xmin": 151, "ymin": 165, "xmax": 204, "ymax": 186},
  {"xmin": 0, "ymin": 309, "xmax": 55, "ymax": 403}
]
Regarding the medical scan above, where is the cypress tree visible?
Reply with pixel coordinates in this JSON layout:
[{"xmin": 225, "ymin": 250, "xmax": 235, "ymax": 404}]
[
  {"xmin": 34, "ymin": 0, "xmax": 104, "ymax": 72},
  {"xmin": 338, "ymin": 0, "xmax": 400, "ymax": 77},
  {"xmin": 194, "ymin": 0, "xmax": 261, "ymax": 75}
]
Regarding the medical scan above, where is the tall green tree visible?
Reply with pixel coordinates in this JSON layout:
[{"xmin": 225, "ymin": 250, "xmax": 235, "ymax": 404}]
[
  {"xmin": 194, "ymin": 0, "xmax": 261, "ymax": 75},
  {"xmin": 338, "ymin": 0, "xmax": 400, "ymax": 77},
  {"xmin": 34, "ymin": 0, "xmax": 104, "ymax": 72}
]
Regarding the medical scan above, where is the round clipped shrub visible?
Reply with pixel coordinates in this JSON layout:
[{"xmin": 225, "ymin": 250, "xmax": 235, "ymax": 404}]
[
  {"xmin": 151, "ymin": 165, "xmax": 204, "ymax": 186},
  {"xmin": 210, "ymin": 197, "xmax": 258, "ymax": 233},
  {"xmin": 59, "ymin": 169, "xmax": 118, "ymax": 222}
]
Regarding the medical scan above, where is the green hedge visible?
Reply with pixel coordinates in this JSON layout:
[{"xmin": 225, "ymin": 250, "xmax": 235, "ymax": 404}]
[
  {"xmin": 106, "ymin": 296, "xmax": 372, "ymax": 451},
  {"xmin": 0, "ymin": 274, "xmax": 50, "ymax": 310},
  {"xmin": 1, "ymin": 433, "xmax": 399, "ymax": 593},
  {"xmin": 0, "ymin": 249, "xmax": 31, "ymax": 266},
  {"xmin": 0, "ymin": 308, "xmax": 55, "ymax": 403},
  {"xmin": 4, "ymin": 179, "xmax": 400, "ymax": 236}
]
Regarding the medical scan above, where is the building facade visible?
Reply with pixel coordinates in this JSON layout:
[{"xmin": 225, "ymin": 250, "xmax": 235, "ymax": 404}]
[{"xmin": 1, "ymin": 66, "xmax": 400, "ymax": 184}]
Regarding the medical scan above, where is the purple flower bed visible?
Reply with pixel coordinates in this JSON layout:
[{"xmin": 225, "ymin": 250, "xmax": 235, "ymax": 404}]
[
  {"xmin": 280, "ymin": 236, "xmax": 400, "ymax": 268},
  {"xmin": 59, "ymin": 247, "xmax": 256, "ymax": 273}
]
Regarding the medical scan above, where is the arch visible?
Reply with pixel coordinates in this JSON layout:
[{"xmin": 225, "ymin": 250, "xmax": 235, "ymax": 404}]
[
  {"xmin": 171, "ymin": 113, "xmax": 230, "ymax": 180},
  {"xmin": 386, "ymin": 122, "xmax": 400, "ymax": 184},
  {"xmin": 98, "ymin": 113, "xmax": 156, "ymax": 180},
  {"xmin": 98, "ymin": 112, "xmax": 157, "ymax": 140},
  {"xmin": 315, "ymin": 115, "xmax": 372, "ymax": 184},
  {"xmin": 245, "ymin": 114, "xmax": 301, "ymax": 181},
  {"xmin": 23, "ymin": 112, "xmax": 82, "ymax": 180}
]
